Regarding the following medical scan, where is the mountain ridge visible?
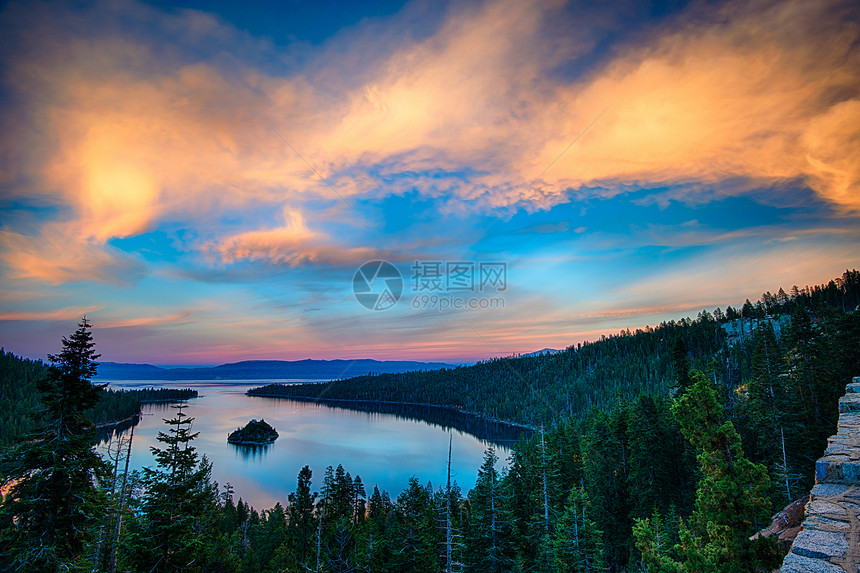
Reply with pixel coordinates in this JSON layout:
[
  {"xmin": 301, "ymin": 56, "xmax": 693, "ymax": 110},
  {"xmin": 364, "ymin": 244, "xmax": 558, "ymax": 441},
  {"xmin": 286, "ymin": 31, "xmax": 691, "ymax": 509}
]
[{"xmin": 96, "ymin": 358, "xmax": 457, "ymax": 381}]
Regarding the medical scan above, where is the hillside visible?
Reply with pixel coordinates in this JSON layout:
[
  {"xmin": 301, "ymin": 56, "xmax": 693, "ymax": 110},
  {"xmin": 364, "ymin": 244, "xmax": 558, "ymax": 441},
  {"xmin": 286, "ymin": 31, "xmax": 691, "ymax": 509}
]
[
  {"xmin": 249, "ymin": 270, "xmax": 860, "ymax": 428},
  {"xmin": 96, "ymin": 358, "xmax": 457, "ymax": 380}
]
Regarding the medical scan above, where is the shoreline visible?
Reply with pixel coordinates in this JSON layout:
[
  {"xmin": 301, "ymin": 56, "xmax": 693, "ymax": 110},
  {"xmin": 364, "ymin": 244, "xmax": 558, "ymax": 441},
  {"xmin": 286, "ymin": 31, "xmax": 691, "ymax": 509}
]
[
  {"xmin": 96, "ymin": 413, "xmax": 140, "ymax": 430},
  {"xmin": 94, "ymin": 395, "xmax": 198, "ymax": 431},
  {"xmin": 247, "ymin": 393, "xmax": 536, "ymax": 432},
  {"xmin": 227, "ymin": 438, "xmax": 278, "ymax": 446}
]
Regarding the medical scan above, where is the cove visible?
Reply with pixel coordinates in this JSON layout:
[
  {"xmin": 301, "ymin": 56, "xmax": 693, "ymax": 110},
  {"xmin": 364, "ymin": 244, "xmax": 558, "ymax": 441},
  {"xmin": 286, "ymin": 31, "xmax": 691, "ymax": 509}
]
[{"xmin": 103, "ymin": 380, "xmax": 527, "ymax": 510}]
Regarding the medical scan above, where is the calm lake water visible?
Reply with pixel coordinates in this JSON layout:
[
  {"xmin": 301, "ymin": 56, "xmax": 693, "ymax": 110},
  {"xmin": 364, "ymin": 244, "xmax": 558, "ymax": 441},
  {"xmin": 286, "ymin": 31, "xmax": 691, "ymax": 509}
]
[{"xmin": 102, "ymin": 380, "xmax": 523, "ymax": 511}]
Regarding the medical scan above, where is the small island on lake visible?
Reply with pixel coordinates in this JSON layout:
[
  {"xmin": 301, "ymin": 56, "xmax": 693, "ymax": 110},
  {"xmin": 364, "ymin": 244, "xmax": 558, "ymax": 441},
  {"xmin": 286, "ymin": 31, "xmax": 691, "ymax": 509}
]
[{"xmin": 227, "ymin": 419, "xmax": 279, "ymax": 445}]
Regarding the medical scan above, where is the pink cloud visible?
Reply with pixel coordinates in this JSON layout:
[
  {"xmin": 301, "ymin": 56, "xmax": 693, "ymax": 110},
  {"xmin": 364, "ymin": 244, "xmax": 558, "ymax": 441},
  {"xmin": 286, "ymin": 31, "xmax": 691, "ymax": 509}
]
[
  {"xmin": 0, "ymin": 0, "xmax": 857, "ymax": 287},
  {"xmin": 0, "ymin": 306, "xmax": 104, "ymax": 322},
  {"xmin": 208, "ymin": 208, "xmax": 389, "ymax": 266}
]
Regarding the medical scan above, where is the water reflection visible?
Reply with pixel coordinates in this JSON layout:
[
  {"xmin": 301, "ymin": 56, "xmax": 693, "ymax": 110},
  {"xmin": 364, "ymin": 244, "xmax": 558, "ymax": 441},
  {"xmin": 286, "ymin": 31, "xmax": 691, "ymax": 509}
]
[
  {"xmin": 229, "ymin": 442, "xmax": 274, "ymax": 460},
  {"xmin": 102, "ymin": 380, "xmax": 527, "ymax": 511},
  {"xmin": 266, "ymin": 397, "xmax": 532, "ymax": 447}
]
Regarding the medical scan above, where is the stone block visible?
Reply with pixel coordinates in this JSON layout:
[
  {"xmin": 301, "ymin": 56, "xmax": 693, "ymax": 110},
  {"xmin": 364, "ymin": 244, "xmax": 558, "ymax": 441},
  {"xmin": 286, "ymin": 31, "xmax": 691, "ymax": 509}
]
[
  {"xmin": 840, "ymin": 395, "xmax": 860, "ymax": 413},
  {"xmin": 806, "ymin": 500, "xmax": 847, "ymax": 517},
  {"xmin": 842, "ymin": 486, "xmax": 860, "ymax": 500},
  {"xmin": 843, "ymin": 461, "xmax": 860, "ymax": 482},
  {"xmin": 780, "ymin": 553, "xmax": 845, "ymax": 573},
  {"xmin": 816, "ymin": 458, "xmax": 860, "ymax": 483},
  {"xmin": 811, "ymin": 483, "xmax": 850, "ymax": 499},
  {"xmin": 791, "ymin": 529, "xmax": 849, "ymax": 559},
  {"xmin": 804, "ymin": 515, "xmax": 851, "ymax": 532}
]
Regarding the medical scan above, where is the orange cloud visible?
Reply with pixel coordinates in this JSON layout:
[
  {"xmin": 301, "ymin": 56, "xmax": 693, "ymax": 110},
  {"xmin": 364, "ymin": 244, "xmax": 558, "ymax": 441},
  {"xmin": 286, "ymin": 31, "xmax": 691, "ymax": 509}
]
[
  {"xmin": 0, "ymin": 0, "xmax": 857, "ymax": 285},
  {"xmin": 98, "ymin": 312, "xmax": 192, "ymax": 328},
  {"xmin": 525, "ymin": 0, "xmax": 860, "ymax": 211},
  {"xmin": 0, "ymin": 306, "xmax": 105, "ymax": 322},
  {"xmin": 0, "ymin": 224, "xmax": 145, "ymax": 284},
  {"xmin": 210, "ymin": 207, "xmax": 387, "ymax": 266}
]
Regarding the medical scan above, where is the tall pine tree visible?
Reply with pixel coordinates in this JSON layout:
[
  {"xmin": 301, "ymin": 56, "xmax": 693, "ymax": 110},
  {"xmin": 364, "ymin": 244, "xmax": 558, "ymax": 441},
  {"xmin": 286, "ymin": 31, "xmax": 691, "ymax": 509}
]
[
  {"xmin": 635, "ymin": 373, "xmax": 781, "ymax": 573},
  {"xmin": 465, "ymin": 447, "xmax": 511, "ymax": 573},
  {"xmin": 551, "ymin": 487, "xmax": 603, "ymax": 573},
  {"xmin": 122, "ymin": 403, "xmax": 219, "ymax": 572},
  {"xmin": 0, "ymin": 318, "xmax": 108, "ymax": 571}
]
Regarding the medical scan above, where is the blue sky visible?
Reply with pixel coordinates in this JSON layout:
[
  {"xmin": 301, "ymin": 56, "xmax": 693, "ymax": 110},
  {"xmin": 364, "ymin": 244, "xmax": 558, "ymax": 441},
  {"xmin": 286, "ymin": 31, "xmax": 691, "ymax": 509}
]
[{"xmin": 0, "ymin": 0, "xmax": 858, "ymax": 364}]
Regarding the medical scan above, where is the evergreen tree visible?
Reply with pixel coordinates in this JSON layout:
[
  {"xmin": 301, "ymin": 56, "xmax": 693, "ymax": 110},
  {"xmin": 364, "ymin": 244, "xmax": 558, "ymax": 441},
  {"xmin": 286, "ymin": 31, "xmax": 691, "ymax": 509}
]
[
  {"xmin": 286, "ymin": 465, "xmax": 317, "ymax": 568},
  {"xmin": 364, "ymin": 485, "xmax": 396, "ymax": 573},
  {"xmin": 551, "ymin": 487, "xmax": 603, "ymax": 572},
  {"xmin": 744, "ymin": 323, "xmax": 802, "ymax": 504},
  {"xmin": 122, "ymin": 403, "xmax": 219, "ymax": 572},
  {"xmin": 551, "ymin": 421, "xmax": 584, "ymax": 496},
  {"xmin": 583, "ymin": 408, "xmax": 631, "ymax": 569},
  {"xmin": 635, "ymin": 373, "xmax": 781, "ymax": 572},
  {"xmin": 465, "ymin": 448, "xmax": 511, "ymax": 573},
  {"xmin": 0, "ymin": 318, "xmax": 109, "ymax": 571},
  {"xmin": 506, "ymin": 442, "xmax": 541, "ymax": 568},
  {"xmin": 393, "ymin": 477, "xmax": 438, "ymax": 573},
  {"xmin": 626, "ymin": 394, "xmax": 695, "ymax": 519},
  {"xmin": 352, "ymin": 475, "xmax": 366, "ymax": 526},
  {"xmin": 672, "ymin": 338, "xmax": 692, "ymax": 392}
]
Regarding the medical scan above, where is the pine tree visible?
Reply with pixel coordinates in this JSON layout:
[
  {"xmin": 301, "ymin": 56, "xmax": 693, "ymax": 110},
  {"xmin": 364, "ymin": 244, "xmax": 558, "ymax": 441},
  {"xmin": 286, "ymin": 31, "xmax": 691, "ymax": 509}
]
[
  {"xmin": 353, "ymin": 475, "xmax": 366, "ymax": 526},
  {"xmin": 552, "ymin": 487, "xmax": 603, "ymax": 572},
  {"xmin": 635, "ymin": 373, "xmax": 781, "ymax": 572},
  {"xmin": 394, "ymin": 477, "xmax": 438, "ymax": 573},
  {"xmin": 122, "ymin": 403, "xmax": 219, "ymax": 572},
  {"xmin": 583, "ymin": 408, "xmax": 631, "ymax": 569},
  {"xmin": 626, "ymin": 394, "xmax": 695, "ymax": 519},
  {"xmin": 364, "ymin": 485, "xmax": 396, "ymax": 572},
  {"xmin": 672, "ymin": 338, "xmax": 692, "ymax": 392},
  {"xmin": 0, "ymin": 318, "xmax": 109, "ymax": 571},
  {"xmin": 465, "ymin": 448, "xmax": 510, "ymax": 573},
  {"xmin": 287, "ymin": 465, "xmax": 317, "ymax": 568},
  {"xmin": 745, "ymin": 323, "xmax": 802, "ymax": 504}
]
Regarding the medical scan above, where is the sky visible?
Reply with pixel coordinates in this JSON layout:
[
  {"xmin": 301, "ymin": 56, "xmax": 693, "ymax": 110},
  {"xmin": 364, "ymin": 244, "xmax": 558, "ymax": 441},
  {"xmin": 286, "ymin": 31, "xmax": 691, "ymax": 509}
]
[{"xmin": 0, "ymin": 0, "xmax": 858, "ymax": 365}]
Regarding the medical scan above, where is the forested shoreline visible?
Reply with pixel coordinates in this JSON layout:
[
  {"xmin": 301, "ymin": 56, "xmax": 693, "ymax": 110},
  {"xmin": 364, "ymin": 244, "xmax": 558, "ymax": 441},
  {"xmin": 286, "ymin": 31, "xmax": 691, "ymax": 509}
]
[
  {"xmin": 1, "ymin": 270, "xmax": 859, "ymax": 571},
  {"xmin": 253, "ymin": 270, "xmax": 860, "ymax": 430},
  {"xmin": 0, "ymin": 351, "xmax": 197, "ymax": 448}
]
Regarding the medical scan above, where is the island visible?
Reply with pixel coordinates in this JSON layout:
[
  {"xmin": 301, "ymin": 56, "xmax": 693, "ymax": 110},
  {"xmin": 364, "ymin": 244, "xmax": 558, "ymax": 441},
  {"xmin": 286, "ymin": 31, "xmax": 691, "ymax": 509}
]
[{"xmin": 227, "ymin": 419, "xmax": 279, "ymax": 445}]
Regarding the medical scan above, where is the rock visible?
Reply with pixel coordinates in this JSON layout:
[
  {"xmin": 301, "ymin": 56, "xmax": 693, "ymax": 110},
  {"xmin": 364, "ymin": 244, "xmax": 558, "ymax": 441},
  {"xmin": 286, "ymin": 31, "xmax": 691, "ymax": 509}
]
[
  {"xmin": 811, "ymin": 484, "xmax": 851, "ymax": 499},
  {"xmin": 807, "ymin": 500, "xmax": 847, "ymax": 517},
  {"xmin": 780, "ymin": 553, "xmax": 845, "ymax": 573},
  {"xmin": 777, "ymin": 526, "xmax": 802, "ymax": 553},
  {"xmin": 804, "ymin": 515, "xmax": 850, "ymax": 533},
  {"xmin": 790, "ymin": 529, "xmax": 849, "ymax": 560},
  {"xmin": 757, "ymin": 495, "xmax": 808, "ymax": 541}
]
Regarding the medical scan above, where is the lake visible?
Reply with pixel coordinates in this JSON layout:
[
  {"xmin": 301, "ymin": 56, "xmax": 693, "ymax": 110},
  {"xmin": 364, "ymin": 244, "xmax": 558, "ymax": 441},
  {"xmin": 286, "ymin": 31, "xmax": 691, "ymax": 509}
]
[{"xmin": 102, "ymin": 380, "xmax": 526, "ymax": 511}]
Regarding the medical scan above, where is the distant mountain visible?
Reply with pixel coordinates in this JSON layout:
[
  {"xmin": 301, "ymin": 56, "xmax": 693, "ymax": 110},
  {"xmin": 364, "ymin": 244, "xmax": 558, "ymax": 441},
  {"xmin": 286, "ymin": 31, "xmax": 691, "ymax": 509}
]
[
  {"xmin": 96, "ymin": 358, "xmax": 456, "ymax": 381},
  {"xmin": 521, "ymin": 348, "xmax": 563, "ymax": 357}
]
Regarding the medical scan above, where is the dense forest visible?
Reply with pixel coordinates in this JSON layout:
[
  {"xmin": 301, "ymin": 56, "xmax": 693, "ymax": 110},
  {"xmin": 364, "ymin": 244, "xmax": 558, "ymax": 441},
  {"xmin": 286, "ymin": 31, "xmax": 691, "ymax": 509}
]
[
  {"xmin": 250, "ymin": 270, "xmax": 860, "ymax": 430},
  {"xmin": 1, "ymin": 270, "xmax": 859, "ymax": 572},
  {"xmin": 0, "ymin": 350, "xmax": 197, "ymax": 448}
]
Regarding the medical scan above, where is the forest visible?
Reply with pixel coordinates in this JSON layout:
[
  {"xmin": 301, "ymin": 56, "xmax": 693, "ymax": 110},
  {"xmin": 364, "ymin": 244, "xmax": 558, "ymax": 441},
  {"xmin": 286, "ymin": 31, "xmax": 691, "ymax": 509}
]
[
  {"xmin": 0, "ymin": 350, "xmax": 197, "ymax": 448},
  {"xmin": 1, "ymin": 270, "xmax": 859, "ymax": 572}
]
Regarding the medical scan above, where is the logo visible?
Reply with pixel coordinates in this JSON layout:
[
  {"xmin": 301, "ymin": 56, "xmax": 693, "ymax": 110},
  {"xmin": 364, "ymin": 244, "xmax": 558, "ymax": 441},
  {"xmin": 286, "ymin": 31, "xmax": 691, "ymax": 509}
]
[{"xmin": 352, "ymin": 260, "xmax": 403, "ymax": 311}]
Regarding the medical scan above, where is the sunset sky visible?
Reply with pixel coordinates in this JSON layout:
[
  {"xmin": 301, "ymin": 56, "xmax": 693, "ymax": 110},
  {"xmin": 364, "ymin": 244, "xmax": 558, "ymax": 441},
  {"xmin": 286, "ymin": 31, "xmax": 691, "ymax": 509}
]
[{"xmin": 1, "ymin": 0, "xmax": 858, "ymax": 365}]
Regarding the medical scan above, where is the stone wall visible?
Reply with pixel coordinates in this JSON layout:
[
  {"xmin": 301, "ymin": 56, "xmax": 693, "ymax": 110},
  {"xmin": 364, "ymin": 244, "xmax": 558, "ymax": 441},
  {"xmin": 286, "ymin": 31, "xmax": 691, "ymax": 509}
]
[{"xmin": 780, "ymin": 378, "xmax": 860, "ymax": 573}]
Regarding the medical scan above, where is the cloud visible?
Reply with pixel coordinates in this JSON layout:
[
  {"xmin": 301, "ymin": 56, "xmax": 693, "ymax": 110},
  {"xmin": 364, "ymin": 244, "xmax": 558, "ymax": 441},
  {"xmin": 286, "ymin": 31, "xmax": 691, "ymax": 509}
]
[
  {"xmin": 610, "ymin": 239, "xmax": 860, "ymax": 313},
  {"xmin": 209, "ymin": 207, "xmax": 389, "ymax": 266},
  {"xmin": 0, "ymin": 224, "xmax": 146, "ymax": 284},
  {"xmin": 0, "ymin": 0, "xmax": 857, "ymax": 287},
  {"xmin": 524, "ymin": 0, "xmax": 860, "ymax": 210},
  {"xmin": 0, "ymin": 306, "xmax": 105, "ymax": 322},
  {"xmin": 98, "ymin": 312, "xmax": 193, "ymax": 329}
]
